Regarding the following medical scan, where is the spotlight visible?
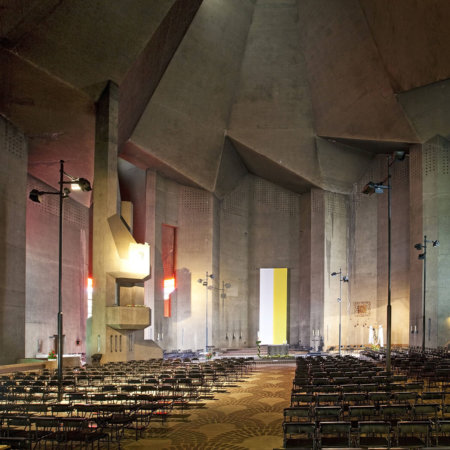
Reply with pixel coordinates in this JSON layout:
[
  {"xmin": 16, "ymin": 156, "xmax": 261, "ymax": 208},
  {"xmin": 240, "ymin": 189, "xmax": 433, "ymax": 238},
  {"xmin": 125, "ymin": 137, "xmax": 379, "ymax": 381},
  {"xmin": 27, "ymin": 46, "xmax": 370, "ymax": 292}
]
[
  {"xmin": 29, "ymin": 189, "xmax": 43, "ymax": 203},
  {"xmin": 76, "ymin": 178, "xmax": 92, "ymax": 192},
  {"xmin": 331, "ymin": 272, "xmax": 337, "ymax": 276},
  {"xmin": 343, "ymin": 276, "xmax": 349, "ymax": 282},
  {"xmin": 361, "ymin": 181, "xmax": 388, "ymax": 195},
  {"xmin": 394, "ymin": 151, "xmax": 406, "ymax": 161},
  {"xmin": 418, "ymin": 253, "xmax": 425, "ymax": 260},
  {"xmin": 432, "ymin": 240, "xmax": 440, "ymax": 247},
  {"xmin": 361, "ymin": 183, "xmax": 375, "ymax": 195},
  {"xmin": 414, "ymin": 243, "xmax": 423, "ymax": 250}
]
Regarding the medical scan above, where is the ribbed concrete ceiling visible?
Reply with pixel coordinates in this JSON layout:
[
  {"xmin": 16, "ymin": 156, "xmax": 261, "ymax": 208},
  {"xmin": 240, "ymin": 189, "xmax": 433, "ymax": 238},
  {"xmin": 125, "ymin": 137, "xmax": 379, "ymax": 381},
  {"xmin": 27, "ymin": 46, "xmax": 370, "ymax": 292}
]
[{"xmin": 1, "ymin": 0, "xmax": 450, "ymax": 200}]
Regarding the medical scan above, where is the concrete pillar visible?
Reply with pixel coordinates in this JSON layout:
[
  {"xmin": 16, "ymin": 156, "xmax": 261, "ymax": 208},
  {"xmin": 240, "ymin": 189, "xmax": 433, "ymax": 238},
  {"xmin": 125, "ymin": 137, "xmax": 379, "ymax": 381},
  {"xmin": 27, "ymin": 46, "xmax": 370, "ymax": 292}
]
[
  {"xmin": 298, "ymin": 193, "xmax": 312, "ymax": 349},
  {"xmin": 218, "ymin": 178, "xmax": 250, "ymax": 349},
  {"xmin": 348, "ymin": 179, "xmax": 378, "ymax": 347},
  {"xmin": 87, "ymin": 81, "xmax": 120, "ymax": 362},
  {"xmin": 323, "ymin": 192, "xmax": 349, "ymax": 351},
  {"xmin": 409, "ymin": 145, "xmax": 423, "ymax": 348},
  {"xmin": 310, "ymin": 189, "xmax": 325, "ymax": 351},
  {"xmin": 0, "ymin": 116, "xmax": 27, "ymax": 364},
  {"xmin": 143, "ymin": 170, "xmax": 157, "ymax": 342},
  {"xmin": 421, "ymin": 136, "xmax": 450, "ymax": 348}
]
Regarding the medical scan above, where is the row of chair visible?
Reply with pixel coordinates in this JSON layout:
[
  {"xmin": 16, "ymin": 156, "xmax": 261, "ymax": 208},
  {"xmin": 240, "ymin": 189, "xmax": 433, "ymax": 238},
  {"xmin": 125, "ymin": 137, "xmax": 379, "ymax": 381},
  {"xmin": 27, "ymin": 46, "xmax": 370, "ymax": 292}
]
[
  {"xmin": 283, "ymin": 419, "xmax": 450, "ymax": 449},
  {"xmin": 285, "ymin": 403, "xmax": 448, "ymax": 423}
]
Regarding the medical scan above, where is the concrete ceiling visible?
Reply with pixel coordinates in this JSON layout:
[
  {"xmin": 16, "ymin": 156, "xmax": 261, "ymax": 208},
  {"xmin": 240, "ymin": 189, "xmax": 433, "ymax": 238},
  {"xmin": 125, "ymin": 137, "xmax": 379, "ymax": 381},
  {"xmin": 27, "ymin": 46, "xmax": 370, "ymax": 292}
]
[{"xmin": 1, "ymin": 0, "xmax": 450, "ymax": 201}]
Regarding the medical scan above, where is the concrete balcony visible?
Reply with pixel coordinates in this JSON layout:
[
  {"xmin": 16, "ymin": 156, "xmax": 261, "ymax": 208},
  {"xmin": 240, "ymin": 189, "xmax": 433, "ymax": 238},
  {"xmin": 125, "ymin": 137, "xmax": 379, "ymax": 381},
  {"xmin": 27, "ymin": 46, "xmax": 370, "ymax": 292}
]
[{"xmin": 106, "ymin": 306, "xmax": 151, "ymax": 330}]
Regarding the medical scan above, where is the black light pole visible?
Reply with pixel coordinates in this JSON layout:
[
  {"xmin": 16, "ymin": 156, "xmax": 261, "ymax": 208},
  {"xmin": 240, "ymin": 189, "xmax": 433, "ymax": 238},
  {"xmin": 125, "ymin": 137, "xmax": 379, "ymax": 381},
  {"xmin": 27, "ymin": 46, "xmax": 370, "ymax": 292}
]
[
  {"xmin": 57, "ymin": 160, "xmax": 64, "ymax": 402},
  {"xmin": 29, "ymin": 160, "xmax": 91, "ymax": 401},
  {"xmin": 361, "ymin": 151, "xmax": 405, "ymax": 372},
  {"xmin": 198, "ymin": 272, "xmax": 214, "ymax": 352},
  {"xmin": 414, "ymin": 235, "xmax": 439, "ymax": 353},
  {"xmin": 386, "ymin": 157, "xmax": 392, "ymax": 373},
  {"xmin": 331, "ymin": 269, "xmax": 349, "ymax": 356}
]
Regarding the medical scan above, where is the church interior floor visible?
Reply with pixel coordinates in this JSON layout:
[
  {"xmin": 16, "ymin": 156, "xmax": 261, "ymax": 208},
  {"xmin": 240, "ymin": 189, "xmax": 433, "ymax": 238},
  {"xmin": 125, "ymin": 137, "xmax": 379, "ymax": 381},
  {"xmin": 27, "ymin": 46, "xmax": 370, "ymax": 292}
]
[{"xmin": 123, "ymin": 363, "xmax": 295, "ymax": 449}]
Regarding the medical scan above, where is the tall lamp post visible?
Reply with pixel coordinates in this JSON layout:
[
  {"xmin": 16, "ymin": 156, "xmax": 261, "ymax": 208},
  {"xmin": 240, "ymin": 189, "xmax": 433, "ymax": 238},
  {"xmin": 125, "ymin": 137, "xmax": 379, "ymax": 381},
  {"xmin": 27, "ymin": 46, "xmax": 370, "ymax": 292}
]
[
  {"xmin": 197, "ymin": 272, "xmax": 214, "ymax": 352},
  {"xmin": 414, "ymin": 235, "xmax": 439, "ymax": 353},
  {"xmin": 331, "ymin": 269, "xmax": 349, "ymax": 356},
  {"xmin": 29, "ymin": 160, "xmax": 91, "ymax": 401},
  {"xmin": 361, "ymin": 151, "xmax": 405, "ymax": 372}
]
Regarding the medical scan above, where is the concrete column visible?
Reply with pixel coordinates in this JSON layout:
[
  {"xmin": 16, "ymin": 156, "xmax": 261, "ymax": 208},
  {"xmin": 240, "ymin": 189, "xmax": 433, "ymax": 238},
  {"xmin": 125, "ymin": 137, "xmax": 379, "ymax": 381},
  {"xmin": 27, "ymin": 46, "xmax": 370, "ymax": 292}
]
[
  {"xmin": 218, "ymin": 178, "xmax": 250, "ymax": 349},
  {"xmin": 87, "ymin": 81, "xmax": 119, "ymax": 362},
  {"xmin": 298, "ymin": 193, "xmax": 311, "ymax": 349},
  {"xmin": 409, "ymin": 145, "xmax": 423, "ymax": 347},
  {"xmin": 143, "ymin": 170, "xmax": 157, "ymax": 341},
  {"xmin": 348, "ymin": 180, "xmax": 378, "ymax": 347},
  {"xmin": 310, "ymin": 189, "xmax": 325, "ymax": 351},
  {"xmin": 323, "ymin": 192, "xmax": 349, "ymax": 351},
  {"xmin": 0, "ymin": 116, "xmax": 27, "ymax": 364},
  {"xmin": 421, "ymin": 136, "xmax": 450, "ymax": 348}
]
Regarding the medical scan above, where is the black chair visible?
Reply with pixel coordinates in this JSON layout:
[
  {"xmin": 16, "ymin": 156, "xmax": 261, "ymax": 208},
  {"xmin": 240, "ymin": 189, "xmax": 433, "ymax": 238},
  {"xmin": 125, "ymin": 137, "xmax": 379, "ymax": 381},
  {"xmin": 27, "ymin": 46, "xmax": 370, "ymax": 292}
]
[
  {"xmin": 283, "ymin": 421, "xmax": 316, "ymax": 449},
  {"xmin": 396, "ymin": 420, "xmax": 430, "ymax": 448},
  {"xmin": 291, "ymin": 393, "xmax": 314, "ymax": 406},
  {"xmin": 318, "ymin": 421, "xmax": 351, "ymax": 448},
  {"xmin": 357, "ymin": 420, "xmax": 391, "ymax": 448},
  {"xmin": 283, "ymin": 406, "xmax": 312, "ymax": 422},
  {"xmin": 412, "ymin": 403, "xmax": 440, "ymax": 421},
  {"xmin": 315, "ymin": 406, "xmax": 343, "ymax": 422},
  {"xmin": 60, "ymin": 417, "xmax": 109, "ymax": 449},
  {"xmin": 380, "ymin": 403, "xmax": 410, "ymax": 425},
  {"xmin": 435, "ymin": 419, "xmax": 450, "ymax": 447}
]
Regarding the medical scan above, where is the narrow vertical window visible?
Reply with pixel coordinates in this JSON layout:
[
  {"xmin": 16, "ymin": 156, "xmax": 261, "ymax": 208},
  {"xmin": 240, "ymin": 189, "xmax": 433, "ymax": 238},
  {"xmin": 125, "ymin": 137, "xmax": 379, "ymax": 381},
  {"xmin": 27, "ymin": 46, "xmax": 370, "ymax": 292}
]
[
  {"xmin": 162, "ymin": 225, "xmax": 177, "ymax": 317},
  {"xmin": 87, "ymin": 277, "xmax": 93, "ymax": 318}
]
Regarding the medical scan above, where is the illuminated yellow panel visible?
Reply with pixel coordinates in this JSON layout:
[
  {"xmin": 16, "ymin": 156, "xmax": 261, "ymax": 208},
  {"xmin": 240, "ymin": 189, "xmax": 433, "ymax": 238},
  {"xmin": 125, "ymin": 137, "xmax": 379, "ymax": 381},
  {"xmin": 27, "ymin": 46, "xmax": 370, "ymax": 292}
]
[{"xmin": 273, "ymin": 268, "xmax": 287, "ymax": 345}]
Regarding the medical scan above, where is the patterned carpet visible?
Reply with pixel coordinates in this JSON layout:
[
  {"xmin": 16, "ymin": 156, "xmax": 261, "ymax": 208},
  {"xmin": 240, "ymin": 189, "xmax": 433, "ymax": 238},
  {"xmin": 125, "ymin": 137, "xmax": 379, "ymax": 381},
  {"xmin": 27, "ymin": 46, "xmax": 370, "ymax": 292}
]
[{"xmin": 123, "ymin": 363, "xmax": 295, "ymax": 449}]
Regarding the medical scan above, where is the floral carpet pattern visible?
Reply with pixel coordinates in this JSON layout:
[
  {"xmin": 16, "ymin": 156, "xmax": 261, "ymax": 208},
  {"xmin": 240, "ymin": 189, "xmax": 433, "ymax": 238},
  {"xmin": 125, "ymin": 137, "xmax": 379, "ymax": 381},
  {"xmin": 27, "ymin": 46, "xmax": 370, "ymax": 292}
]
[{"xmin": 124, "ymin": 363, "xmax": 295, "ymax": 450}]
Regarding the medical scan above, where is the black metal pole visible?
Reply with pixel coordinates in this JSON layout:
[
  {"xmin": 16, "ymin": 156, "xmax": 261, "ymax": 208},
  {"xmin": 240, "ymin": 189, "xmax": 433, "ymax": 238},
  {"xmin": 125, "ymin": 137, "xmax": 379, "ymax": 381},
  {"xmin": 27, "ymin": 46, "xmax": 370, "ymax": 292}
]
[
  {"xmin": 386, "ymin": 156, "xmax": 392, "ymax": 373},
  {"xmin": 338, "ymin": 268, "xmax": 342, "ymax": 357},
  {"xmin": 205, "ymin": 271, "xmax": 208, "ymax": 353},
  {"xmin": 57, "ymin": 160, "xmax": 64, "ymax": 401},
  {"xmin": 422, "ymin": 235, "xmax": 427, "ymax": 354}
]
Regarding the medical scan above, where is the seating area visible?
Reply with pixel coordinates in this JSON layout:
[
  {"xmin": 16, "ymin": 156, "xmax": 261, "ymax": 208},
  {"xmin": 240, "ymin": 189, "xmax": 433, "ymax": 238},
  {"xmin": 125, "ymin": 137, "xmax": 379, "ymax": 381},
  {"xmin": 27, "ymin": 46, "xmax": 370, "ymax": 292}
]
[
  {"xmin": 0, "ymin": 357, "xmax": 255, "ymax": 449},
  {"xmin": 281, "ymin": 354, "xmax": 450, "ymax": 449}
]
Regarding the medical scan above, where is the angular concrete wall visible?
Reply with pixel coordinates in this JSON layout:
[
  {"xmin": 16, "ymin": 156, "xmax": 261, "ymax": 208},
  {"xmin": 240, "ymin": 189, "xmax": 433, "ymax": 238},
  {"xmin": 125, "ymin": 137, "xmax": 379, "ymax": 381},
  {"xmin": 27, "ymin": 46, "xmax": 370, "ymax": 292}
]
[
  {"xmin": 0, "ymin": 116, "xmax": 27, "ymax": 364},
  {"xmin": 421, "ymin": 136, "xmax": 450, "ymax": 348},
  {"xmin": 145, "ymin": 173, "xmax": 303, "ymax": 351},
  {"xmin": 247, "ymin": 176, "xmax": 301, "ymax": 346}
]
